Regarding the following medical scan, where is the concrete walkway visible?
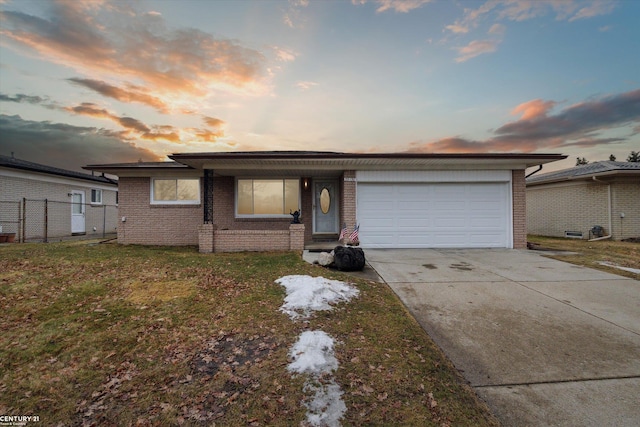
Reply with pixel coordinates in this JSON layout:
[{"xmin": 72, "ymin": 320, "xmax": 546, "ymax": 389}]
[{"xmin": 366, "ymin": 249, "xmax": 640, "ymax": 427}]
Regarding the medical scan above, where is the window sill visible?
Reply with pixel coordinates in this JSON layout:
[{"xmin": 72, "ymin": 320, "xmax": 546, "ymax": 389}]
[{"xmin": 150, "ymin": 203, "xmax": 202, "ymax": 208}]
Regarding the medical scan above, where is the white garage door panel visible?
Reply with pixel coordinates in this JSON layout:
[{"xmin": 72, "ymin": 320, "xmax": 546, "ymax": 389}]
[{"xmin": 358, "ymin": 183, "xmax": 510, "ymax": 248}]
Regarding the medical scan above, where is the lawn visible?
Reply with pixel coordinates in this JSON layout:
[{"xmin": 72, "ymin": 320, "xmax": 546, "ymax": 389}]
[
  {"xmin": 527, "ymin": 235, "xmax": 640, "ymax": 279},
  {"xmin": 0, "ymin": 241, "xmax": 498, "ymax": 426}
]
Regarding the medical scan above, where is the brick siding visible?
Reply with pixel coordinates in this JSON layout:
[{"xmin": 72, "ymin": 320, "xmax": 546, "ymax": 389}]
[
  {"xmin": 512, "ymin": 170, "xmax": 527, "ymax": 248},
  {"xmin": 610, "ymin": 179, "xmax": 640, "ymax": 240},
  {"xmin": 341, "ymin": 171, "xmax": 357, "ymax": 231},
  {"xmin": 118, "ymin": 177, "xmax": 201, "ymax": 246},
  {"xmin": 206, "ymin": 224, "xmax": 305, "ymax": 253},
  {"xmin": 527, "ymin": 177, "xmax": 639, "ymax": 240}
]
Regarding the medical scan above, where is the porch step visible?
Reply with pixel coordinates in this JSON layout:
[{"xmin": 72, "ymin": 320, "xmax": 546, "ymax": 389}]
[{"xmin": 305, "ymin": 240, "xmax": 342, "ymax": 252}]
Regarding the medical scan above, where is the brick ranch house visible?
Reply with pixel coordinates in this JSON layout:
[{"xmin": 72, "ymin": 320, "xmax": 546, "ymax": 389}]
[{"xmin": 85, "ymin": 151, "xmax": 565, "ymax": 253}]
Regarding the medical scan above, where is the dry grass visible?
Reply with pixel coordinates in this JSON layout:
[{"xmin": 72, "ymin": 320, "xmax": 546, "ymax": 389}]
[
  {"xmin": 527, "ymin": 235, "xmax": 640, "ymax": 279},
  {"xmin": 0, "ymin": 241, "xmax": 498, "ymax": 426}
]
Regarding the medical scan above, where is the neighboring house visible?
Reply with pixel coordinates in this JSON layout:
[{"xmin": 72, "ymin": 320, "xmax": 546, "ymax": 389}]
[
  {"xmin": 0, "ymin": 154, "xmax": 118, "ymax": 241},
  {"xmin": 527, "ymin": 161, "xmax": 640, "ymax": 240},
  {"xmin": 85, "ymin": 151, "xmax": 565, "ymax": 252}
]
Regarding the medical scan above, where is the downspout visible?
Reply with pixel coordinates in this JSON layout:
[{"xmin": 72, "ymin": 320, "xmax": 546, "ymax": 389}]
[
  {"xmin": 589, "ymin": 176, "xmax": 612, "ymax": 241},
  {"xmin": 525, "ymin": 164, "xmax": 543, "ymax": 179}
]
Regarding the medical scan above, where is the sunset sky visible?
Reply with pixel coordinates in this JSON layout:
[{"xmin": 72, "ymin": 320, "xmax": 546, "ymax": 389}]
[{"xmin": 1, "ymin": 0, "xmax": 639, "ymax": 173}]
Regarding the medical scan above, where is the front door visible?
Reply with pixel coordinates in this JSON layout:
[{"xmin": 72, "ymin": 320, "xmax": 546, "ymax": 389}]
[
  {"xmin": 313, "ymin": 180, "xmax": 339, "ymax": 234},
  {"xmin": 71, "ymin": 191, "xmax": 86, "ymax": 234}
]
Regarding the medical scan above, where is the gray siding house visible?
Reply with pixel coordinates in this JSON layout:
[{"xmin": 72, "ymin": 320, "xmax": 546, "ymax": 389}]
[{"xmin": 0, "ymin": 154, "xmax": 118, "ymax": 241}]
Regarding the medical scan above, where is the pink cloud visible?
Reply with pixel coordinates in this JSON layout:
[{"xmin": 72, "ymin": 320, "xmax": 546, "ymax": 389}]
[
  {"xmin": 65, "ymin": 102, "xmax": 185, "ymax": 143},
  {"xmin": 406, "ymin": 89, "xmax": 640, "ymax": 154},
  {"xmin": 444, "ymin": 1, "xmax": 617, "ymax": 36},
  {"xmin": 0, "ymin": 2, "xmax": 269, "ymax": 99},
  {"xmin": 454, "ymin": 39, "xmax": 500, "ymax": 62},
  {"xmin": 570, "ymin": 0, "xmax": 616, "ymax": 22},
  {"xmin": 374, "ymin": 0, "xmax": 434, "ymax": 13},
  {"xmin": 67, "ymin": 78, "xmax": 170, "ymax": 113},
  {"xmin": 444, "ymin": 23, "xmax": 469, "ymax": 34},
  {"xmin": 511, "ymin": 99, "xmax": 557, "ymax": 120},
  {"xmin": 203, "ymin": 116, "xmax": 226, "ymax": 129},
  {"xmin": 488, "ymin": 23, "xmax": 506, "ymax": 35}
]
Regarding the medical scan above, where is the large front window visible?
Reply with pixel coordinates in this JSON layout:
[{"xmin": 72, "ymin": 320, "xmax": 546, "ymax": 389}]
[
  {"xmin": 237, "ymin": 179, "xmax": 299, "ymax": 216},
  {"xmin": 151, "ymin": 178, "xmax": 200, "ymax": 204}
]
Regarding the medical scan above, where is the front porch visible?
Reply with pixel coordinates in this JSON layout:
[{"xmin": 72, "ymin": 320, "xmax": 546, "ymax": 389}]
[{"xmin": 196, "ymin": 170, "xmax": 357, "ymax": 253}]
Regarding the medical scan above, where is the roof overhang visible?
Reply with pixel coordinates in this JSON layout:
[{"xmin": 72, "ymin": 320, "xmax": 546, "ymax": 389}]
[
  {"xmin": 85, "ymin": 152, "xmax": 567, "ymax": 178},
  {"xmin": 168, "ymin": 152, "xmax": 567, "ymax": 177},
  {"xmin": 83, "ymin": 161, "xmax": 198, "ymax": 178}
]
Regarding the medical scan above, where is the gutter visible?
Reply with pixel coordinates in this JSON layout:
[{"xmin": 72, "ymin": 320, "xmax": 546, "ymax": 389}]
[
  {"xmin": 588, "ymin": 176, "xmax": 612, "ymax": 241},
  {"xmin": 525, "ymin": 165, "xmax": 543, "ymax": 179}
]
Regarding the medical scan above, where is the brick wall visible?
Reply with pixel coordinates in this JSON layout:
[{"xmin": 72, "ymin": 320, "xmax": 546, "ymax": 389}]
[
  {"xmin": 512, "ymin": 170, "xmax": 527, "ymax": 248},
  {"xmin": 198, "ymin": 223, "xmax": 215, "ymax": 253},
  {"xmin": 289, "ymin": 223, "xmax": 305, "ymax": 250},
  {"xmin": 536, "ymin": 177, "xmax": 640, "ymax": 241},
  {"xmin": 611, "ymin": 178, "xmax": 640, "ymax": 240},
  {"xmin": 341, "ymin": 171, "xmax": 357, "ymax": 231},
  {"xmin": 526, "ymin": 180, "xmax": 609, "ymax": 239},
  {"xmin": 118, "ymin": 177, "xmax": 201, "ymax": 245},
  {"xmin": 209, "ymin": 224, "xmax": 305, "ymax": 252},
  {"xmin": 213, "ymin": 229, "xmax": 290, "ymax": 252}
]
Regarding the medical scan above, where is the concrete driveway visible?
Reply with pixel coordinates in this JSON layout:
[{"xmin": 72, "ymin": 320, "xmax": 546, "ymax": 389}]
[{"xmin": 366, "ymin": 249, "xmax": 640, "ymax": 427}]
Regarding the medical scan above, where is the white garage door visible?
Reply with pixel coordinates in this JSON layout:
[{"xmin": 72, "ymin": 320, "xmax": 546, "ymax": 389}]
[{"xmin": 357, "ymin": 182, "xmax": 511, "ymax": 248}]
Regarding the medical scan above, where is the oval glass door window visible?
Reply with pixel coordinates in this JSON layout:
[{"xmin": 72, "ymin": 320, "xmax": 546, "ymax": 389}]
[{"xmin": 320, "ymin": 187, "xmax": 331, "ymax": 214}]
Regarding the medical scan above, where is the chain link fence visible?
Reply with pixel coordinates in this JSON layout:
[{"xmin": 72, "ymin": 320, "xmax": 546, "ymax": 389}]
[{"xmin": 0, "ymin": 199, "xmax": 118, "ymax": 243}]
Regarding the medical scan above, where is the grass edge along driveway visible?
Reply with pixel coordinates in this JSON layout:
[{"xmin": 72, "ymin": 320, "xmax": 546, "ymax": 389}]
[{"xmin": 0, "ymin": 241, "xmax": 498, "ymax": 426}]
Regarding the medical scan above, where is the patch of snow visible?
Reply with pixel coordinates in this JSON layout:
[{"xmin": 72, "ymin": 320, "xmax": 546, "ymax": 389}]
[
  {"xmin": 276, "ymin": 275, "xmax": 358, "ymax": 426},
  {"xmin": 288, "ymin": 331, "xmax": 346, "ymax": 427},
  {"xmin": 275, "ymin": 275, "xmax": 359, "ymax": 320},
  {"xmin": 288, "ymin": 330, "xmax": 338, "ymax": 375},
  {"xmin": 303, "ymin": 380, "xmax": 347, "ymax": 427}
]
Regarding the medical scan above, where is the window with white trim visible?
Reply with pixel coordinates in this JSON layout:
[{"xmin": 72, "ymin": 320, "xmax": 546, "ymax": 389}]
[
  {"xmin": 151, "ymin": 178, "xmax": 200, "ymax": 204},
  {"xmin": 91, "ymin": 189, "xmax": 102, "ymax": 205},
  {"xmin": 237, "ymin": 178, "xmax": 299, "ymax": 216}
]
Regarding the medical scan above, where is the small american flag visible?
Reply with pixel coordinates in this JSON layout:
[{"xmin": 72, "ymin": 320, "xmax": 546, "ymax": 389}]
[
  {"xmin": 339, "ymin": 223, "xmax": 348, "ymax": 241},
  {"xmin": 349, "ymin": 224, "xmax": 359, "ymax": 244}
]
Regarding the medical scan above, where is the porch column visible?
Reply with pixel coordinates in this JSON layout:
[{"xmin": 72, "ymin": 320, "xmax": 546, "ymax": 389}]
[
  {"xmin": 198, "ymin": 223, "xmax": 216, "ymax": 253},
  {"xmin": 199, "ymin": 169, "xmax": 215, "ymax": 253},
  {"xmin": 203, "ymin": 169, "xmax": 214, "ymax": 223},
  {"xmin": 289, "ymin": 223, "xmax": 305, "ymax": 251}
]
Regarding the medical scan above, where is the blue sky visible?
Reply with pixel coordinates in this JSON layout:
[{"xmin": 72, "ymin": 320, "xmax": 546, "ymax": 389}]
[{"xmin": 1, "ymin": 0, "xmax": 638, "ymax": 172}]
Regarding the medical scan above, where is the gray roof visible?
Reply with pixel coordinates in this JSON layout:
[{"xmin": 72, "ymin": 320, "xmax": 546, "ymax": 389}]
[
  {"xmin": 84, "ymin": 161, "xmax": 187, "ymax": 170},
  {"xmin": 527, "ymin": 161, "xmax": 640, "ymax": 185},
  {"xmin": 0, "ymin": 154, "xmax": 118, "ymax": 185},
  {"xmin": 85, "ymin": 150, "xmax": 567, "ymax": 177}
]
